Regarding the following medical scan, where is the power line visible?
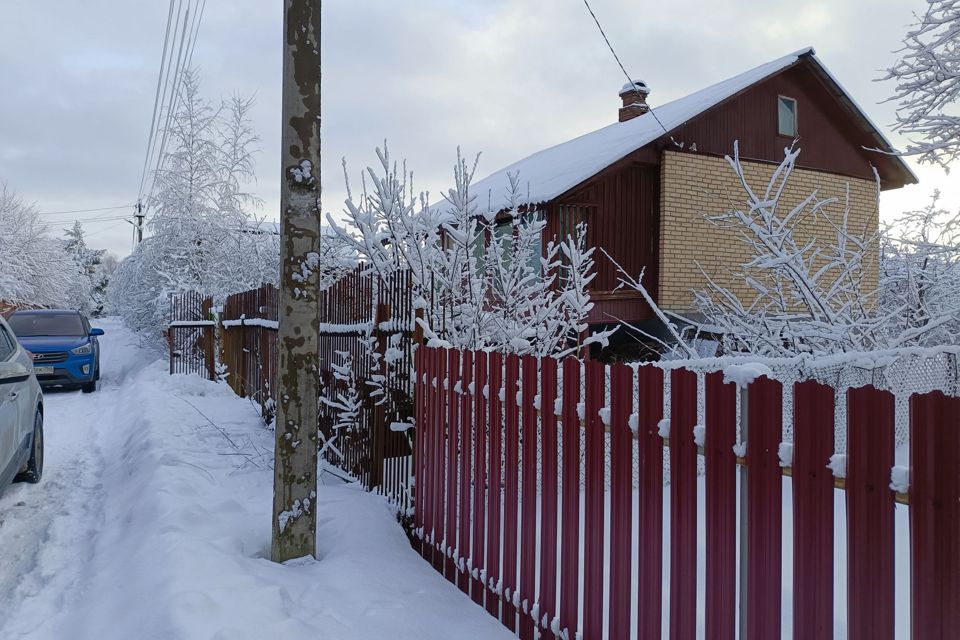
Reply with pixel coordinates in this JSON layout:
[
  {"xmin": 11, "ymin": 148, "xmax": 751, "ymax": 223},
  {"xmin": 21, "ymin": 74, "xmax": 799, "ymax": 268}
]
[
  {"xmin": 37, "ymin": 204, "xmax": 134, "ymax": 216},
  {"xmin": 579, "ymin": 0, "xmax": 670, "ymax": 137},
  {"xmin": 142, "ymin": 1, "xmax": 195, "ymax": 214},
  {"xmin": 137, "ymin": 0, "xmax": 179, "ymax": 203},
  {"xmin": 44, "ymin": 215, "xmax": 133, "ymax": 228}
]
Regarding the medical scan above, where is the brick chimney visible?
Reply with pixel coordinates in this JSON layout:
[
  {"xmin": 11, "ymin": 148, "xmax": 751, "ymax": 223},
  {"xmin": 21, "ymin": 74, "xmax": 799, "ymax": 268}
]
[{"xmin": 619, "ymin": 80, "xmax": 650, "ymax": 122}]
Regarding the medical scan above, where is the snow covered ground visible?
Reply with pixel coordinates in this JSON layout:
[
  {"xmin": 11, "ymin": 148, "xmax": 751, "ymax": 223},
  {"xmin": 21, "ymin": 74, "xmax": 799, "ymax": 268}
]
[{"xmin": 0, "ymin": 319, "xmax": 512, "ymax": 640}]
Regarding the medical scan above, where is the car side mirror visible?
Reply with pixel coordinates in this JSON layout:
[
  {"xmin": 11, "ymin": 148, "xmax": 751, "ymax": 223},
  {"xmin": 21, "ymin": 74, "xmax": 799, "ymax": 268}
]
[
  {"xmin": 90, "ymin": 328, "xmax": 105, "ymax": 337},
  {"xmin": 0, "ymin": 361, "xmax": 31, "ymax": 385}
]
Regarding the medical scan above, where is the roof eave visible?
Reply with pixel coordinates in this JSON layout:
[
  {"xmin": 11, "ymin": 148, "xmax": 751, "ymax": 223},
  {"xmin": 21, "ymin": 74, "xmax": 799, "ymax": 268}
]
[{"xmin": 801, "ymin": 53, "xmax": 918, "ymax": 189}]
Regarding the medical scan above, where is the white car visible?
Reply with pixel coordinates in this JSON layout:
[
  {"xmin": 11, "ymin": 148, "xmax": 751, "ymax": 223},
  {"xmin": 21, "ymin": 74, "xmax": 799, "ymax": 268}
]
[{"xmin": 0, "ymin": 315, "xmax": 43, "ymax": 493}]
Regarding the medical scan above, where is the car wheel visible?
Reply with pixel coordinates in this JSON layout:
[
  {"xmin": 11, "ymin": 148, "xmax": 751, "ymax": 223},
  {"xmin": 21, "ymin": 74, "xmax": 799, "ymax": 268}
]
[
  {"xmin": 14, "ymin": 410, "xmax": 43, "ymax": 484},
  {"xmin": 82, "ymin": 378, "xmax": 97, "ymax": 393}
]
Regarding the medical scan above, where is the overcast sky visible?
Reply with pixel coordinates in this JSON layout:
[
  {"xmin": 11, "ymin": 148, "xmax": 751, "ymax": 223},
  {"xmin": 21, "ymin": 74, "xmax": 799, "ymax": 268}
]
[{"xmin": 0, "ymin": 0, "xmax": 953, "ymax": 258}]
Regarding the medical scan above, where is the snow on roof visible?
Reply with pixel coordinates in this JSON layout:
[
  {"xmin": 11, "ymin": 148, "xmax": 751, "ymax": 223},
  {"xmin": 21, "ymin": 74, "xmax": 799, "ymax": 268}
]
[
  {"xmin": 620, "ymin": 80, "xmax": 650, "ymax": 96},
  {"xmin": 469, "ymin": 47, "xmax": 816, "ymax": 214}
]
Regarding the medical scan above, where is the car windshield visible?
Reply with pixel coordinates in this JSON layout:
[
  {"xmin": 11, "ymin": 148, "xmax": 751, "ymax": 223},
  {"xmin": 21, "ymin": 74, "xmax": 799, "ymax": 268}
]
[{"xmin": 9, "ymin": 313, "xmax": 86, "ymax": 337}]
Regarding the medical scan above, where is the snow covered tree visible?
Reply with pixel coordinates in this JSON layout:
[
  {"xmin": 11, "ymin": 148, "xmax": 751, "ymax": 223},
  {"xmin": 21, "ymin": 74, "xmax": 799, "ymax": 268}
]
[
  {"xmin": 880, "ymin": 191, "xmax": 960, "ymax": 346},
  {"xmin": 615, "ymin": 144, "xmax": 960, "ymax": 358},
  {"xmin": 109, "ymin": 70, "xmax": 278, "ymax": 340},
  {"xmin": 326, "ymin": 145, "xmax": 609, "ymax": 357},
  {"xmin": 883, "ymin": 0, "xmax": 960, "ymax": 170},
  {"xmin": 0, "ymin": 183, "xmax": 88, "ymax": 311},
  {"xmin": 63, "ymin": 221, "xmax": 106, "ymax": 314}
]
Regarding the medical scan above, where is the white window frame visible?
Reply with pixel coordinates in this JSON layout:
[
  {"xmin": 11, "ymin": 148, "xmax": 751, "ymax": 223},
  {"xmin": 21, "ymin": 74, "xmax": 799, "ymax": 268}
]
[{"xmin": 778, "ymin": 95, "xmax": 798, "ymax": 137}]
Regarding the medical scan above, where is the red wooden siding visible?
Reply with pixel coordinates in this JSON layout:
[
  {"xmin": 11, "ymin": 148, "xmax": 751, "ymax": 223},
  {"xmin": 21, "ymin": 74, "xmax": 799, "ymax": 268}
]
[
  {"xmin": 546, "ymin": 163, "xmax": 660, "ymax": 324},
  {"xmin": 665, "ymin": 63, "xmax": 910, "ymax": 188}
]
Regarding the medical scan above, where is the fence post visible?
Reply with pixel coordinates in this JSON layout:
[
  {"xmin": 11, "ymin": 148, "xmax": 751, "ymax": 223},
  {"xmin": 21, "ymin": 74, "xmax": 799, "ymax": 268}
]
[{"xmin": 202, "ymin": 297, "xmax": 215, "ymax": 381}]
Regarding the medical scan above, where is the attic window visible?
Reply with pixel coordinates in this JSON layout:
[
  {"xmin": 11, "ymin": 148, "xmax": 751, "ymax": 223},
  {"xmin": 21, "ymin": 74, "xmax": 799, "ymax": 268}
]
[{"xmin": 778, "ymin": 96, "xmax": 797, "ymax": 137}]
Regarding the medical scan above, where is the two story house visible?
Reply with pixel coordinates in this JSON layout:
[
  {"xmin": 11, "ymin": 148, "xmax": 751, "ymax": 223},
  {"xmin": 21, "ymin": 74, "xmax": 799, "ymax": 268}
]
[{"xmin": 467, "ymin": 47, "xmax": 916, "ymax": 353}]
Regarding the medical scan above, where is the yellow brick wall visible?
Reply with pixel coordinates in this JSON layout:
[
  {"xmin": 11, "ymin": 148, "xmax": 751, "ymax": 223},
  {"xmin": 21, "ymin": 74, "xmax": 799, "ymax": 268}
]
[{"xmin": 657, "ymin": 151, "xmax": 879, "ymax": 313}]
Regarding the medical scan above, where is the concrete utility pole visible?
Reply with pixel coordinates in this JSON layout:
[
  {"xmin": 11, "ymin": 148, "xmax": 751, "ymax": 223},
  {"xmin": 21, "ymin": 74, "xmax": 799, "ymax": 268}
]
[
  {"xmin": 134, "ymin": 201, "xmax": 145, "ymax": 245},
  {"xmin": 271, "ymin": 0, "xmax": 322, "ymax": 563}
]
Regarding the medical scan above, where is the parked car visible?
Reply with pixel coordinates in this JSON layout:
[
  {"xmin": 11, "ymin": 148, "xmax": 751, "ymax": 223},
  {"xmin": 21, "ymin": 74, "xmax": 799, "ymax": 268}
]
[
  {"xmin": 8, "ymin": 310, "xmax": 104, "ymax": 393},
  {"xmin": 0, "ymin": 315, "xmax": 43, "ymax": 492}
]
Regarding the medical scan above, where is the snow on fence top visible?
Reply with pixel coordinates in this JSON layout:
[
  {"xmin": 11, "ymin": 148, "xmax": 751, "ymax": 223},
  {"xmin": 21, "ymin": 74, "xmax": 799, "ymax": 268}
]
[
  {"xmin": 466, "ymin": 47, "xmax": 815, "ymax": 214},
  {"xmin": 656, "ymin": 344, "xmax": 960, "ymax": 398}
]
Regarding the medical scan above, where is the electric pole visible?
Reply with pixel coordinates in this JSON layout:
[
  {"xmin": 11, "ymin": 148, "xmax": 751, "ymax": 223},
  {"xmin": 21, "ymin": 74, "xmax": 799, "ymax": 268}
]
[
  {"xmin": 272, "ymin": 0, "xmax": 322, "ymax": 563},
  {"xmin": 135, "ymin": 201, "xmax": 145, "ymax": 245}
]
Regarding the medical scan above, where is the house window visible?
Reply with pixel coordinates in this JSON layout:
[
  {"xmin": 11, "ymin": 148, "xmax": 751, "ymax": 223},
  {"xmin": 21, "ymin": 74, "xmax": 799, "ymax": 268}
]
[{"xmin": 778, "ymin": 96, "xmax": 797, "ymax": 137}]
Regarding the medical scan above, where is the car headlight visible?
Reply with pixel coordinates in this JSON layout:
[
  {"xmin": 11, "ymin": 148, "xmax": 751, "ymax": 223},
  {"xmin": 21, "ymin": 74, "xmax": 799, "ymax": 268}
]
[{"xmin": 71, "ymin": 343, "xmax": 93, "ymax": 355}]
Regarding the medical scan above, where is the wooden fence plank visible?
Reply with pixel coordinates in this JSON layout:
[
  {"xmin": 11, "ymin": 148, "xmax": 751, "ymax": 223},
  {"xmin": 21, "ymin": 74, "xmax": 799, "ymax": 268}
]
[
  {"xmin": 538, "ymin": 356, "xmax": 559, "ymax": 632},
  {"xmin": 637, "ymin": 365, "xmax": 664, "ymax": 640},
  {"xmin": 609, "ymin": 364, "xmax": 633, "ymax": 640},
  {"xmin": 583, "ymin": 359, "xmax": 606, "ymax": 639},
  {"xmin": 846, "ymin": 386, "xmax": 895, "ymax": 640},
  {"xmin": 670, "ymin": 368, "xmax": 698, "ymax": 640},
  {"xmin": 792, "ymin": 380, "xmax": 835, "ymax": 640},
  {"xmin": 746, "ymin": 376, "xmax": 783, "ymax": 640},
  {"xmin": 705, "ymin": 371, "xmax": 737, "ymax": 640},
  {"xmin": 910, "ymin": 391, "xmax": 960, "ymax": 640},
  {"xmin": 486, "ymin": 352, "xmax": 504, "ymax": 621},
  {"xmin": 458, "ymin": 350, "xmax": 473, "ymax": 594},
  {"xmin": 445, "ymin": 350, "xmax": 461, "ymax": 582},
  {"xmin": 519, "ymin": 355, "xmax": 538, "ymax": 639},
  {"xmin": 414, "ymin": 347, "xmax": 426, "ymax": 557},
  {"xmin": 559, "ymin": 357, "xmax": 581, "ymax": 639},
  {"xmin": 432, "ymin": 349, "xmax": 447, "ymax": 573},
  {"xmin": 502, "ymin": 354, "xmax": 521, "ymax": 632},
  {"xmin": 471, "ymin": 351, "xmax": 489, "ymax": 607}
]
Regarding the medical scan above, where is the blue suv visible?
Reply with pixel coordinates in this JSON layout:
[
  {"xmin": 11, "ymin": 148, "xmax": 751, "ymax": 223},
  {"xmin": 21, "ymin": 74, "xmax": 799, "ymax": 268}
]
[{"xmin": 8, "ymin": 310, "xmax": 104, "ymax": 393}]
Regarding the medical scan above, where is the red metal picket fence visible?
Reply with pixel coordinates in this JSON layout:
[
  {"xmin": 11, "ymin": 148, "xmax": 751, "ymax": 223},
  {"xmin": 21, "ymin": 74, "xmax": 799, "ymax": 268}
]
[{"xmin": 414, "ymin": 346, "xmax": 959, "ymax": 640}]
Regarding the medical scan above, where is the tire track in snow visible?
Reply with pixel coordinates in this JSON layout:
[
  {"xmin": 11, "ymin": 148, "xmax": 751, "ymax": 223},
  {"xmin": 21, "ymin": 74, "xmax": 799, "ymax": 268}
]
[{"xmin": 0, "ymin": 320, "xmax": 151, "ymax": 639}]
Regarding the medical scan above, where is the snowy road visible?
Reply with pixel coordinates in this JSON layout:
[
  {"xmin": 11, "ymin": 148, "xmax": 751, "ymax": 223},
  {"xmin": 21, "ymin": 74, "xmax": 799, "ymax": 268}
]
[
  {"xmin": 0, "ymin": 319, "xmax": 141, "ymax": 634},
  {"xmin": 0, "ymin": 320, "xmax": 512, "ymax": 640}
]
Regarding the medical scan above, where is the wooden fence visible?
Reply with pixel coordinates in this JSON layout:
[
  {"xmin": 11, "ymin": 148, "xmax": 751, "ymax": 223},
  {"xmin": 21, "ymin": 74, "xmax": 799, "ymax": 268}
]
[
  {"xmin": 219, "ymin": 284, "xmax": 280, "ymax": 423},
  {"xmin": 317, "ymin": 266, "xmax": 417, "ymax": 511},
  {"xmin": 166, "ymin": 291, "xmax": 215, "ymax": 380},
  {"xmin": 414, "ymin": 346, "xmax": 959, "ymax": 640}
]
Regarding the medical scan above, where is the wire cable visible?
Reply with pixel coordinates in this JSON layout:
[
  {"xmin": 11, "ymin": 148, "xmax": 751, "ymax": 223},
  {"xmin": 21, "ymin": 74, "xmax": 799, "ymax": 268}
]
[
  {"xmin": 580, "ymin": 0, "xmax": 670, "ymax": 136},
  {"xmin": 37, "ymin": 204, "xmax": 134, "ymax": 216},
  {"xmin": 137, "ymin": 0, "xmax": 178, "ymax": 203},
  {"xmin": 143, "ymin": 1, "xmax": 195, "ymax": 213}
]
